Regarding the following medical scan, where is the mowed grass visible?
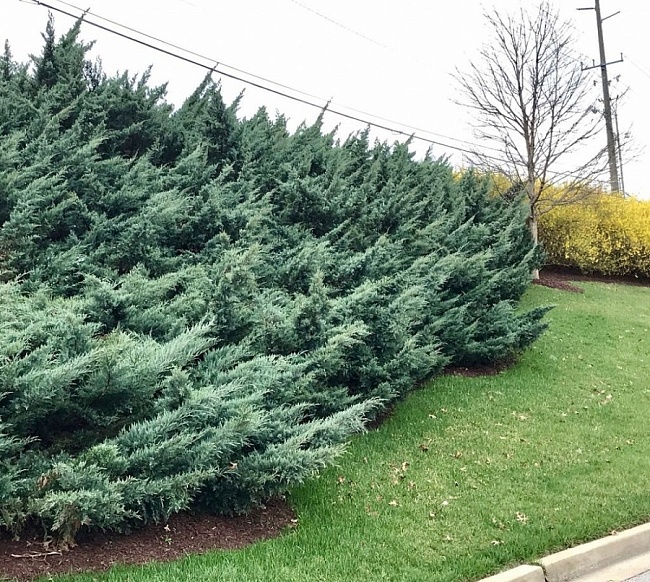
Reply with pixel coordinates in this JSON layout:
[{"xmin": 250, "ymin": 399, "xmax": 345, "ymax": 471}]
[{"xmin": 51, "ymin": 282, "xmax": 650, "ymax": 582}]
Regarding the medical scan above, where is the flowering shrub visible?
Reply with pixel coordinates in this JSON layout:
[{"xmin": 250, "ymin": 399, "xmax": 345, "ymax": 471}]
[{"xmin": 540, "ymin": 194, "xmax": 650, "ymax": 278}]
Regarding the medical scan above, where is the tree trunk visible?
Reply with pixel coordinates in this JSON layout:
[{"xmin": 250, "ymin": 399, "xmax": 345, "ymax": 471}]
[{"xmin": 528, "ymin": 213, "xmax": 540, "ymax": 280}]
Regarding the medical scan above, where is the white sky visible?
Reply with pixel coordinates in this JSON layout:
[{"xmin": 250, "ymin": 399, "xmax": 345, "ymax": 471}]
[{"xmin": 2, "ymin": 0, "xmax": 649, "ymax": 199}]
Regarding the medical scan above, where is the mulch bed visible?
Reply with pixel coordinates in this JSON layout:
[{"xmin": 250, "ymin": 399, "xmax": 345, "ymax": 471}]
[
  {"xmin": 0, "ymin": 499, "xmax": 296, "ymax": 581},
  {"xmin": 537, "ymin": 266, "xmax": 650, "ymax": 291},
  {"xmin": 445, "ymin": 357, "xmax": 516, "ymax": 378},
  {"xmin": 533, "ymin": 272, "xmax": 584, "ymax": 293},
  {"xmin": 2, "ymin": 266, "xmax": 647, "ymax": 581}
]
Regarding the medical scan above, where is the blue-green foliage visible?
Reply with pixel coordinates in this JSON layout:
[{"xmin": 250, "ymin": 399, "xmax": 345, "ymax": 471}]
[{"xmin": 0, "ymin": 20, "xmax": 547, "ymax": 546}]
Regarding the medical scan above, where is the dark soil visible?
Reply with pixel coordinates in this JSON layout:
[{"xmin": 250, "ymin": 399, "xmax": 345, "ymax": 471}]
[
  {"xmin": 444, "ymin": 358, "xmax": 515, "ymax": 378},
  {"xmin": 538, "ymin": 266, "xmax": 650, "ymax": 290},
  {"xmin": 534, "ymin": 272, "xmax": 585, "ymax": 293},
  {"xmin": 0, "ymin": 499, "xmax": 296, "ymax": 581}
]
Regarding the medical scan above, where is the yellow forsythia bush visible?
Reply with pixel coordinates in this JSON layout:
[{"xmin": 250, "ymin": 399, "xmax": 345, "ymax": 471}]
[{"xmin": 539, "ymin": 194, "xmax": 650, "ymax": 278}]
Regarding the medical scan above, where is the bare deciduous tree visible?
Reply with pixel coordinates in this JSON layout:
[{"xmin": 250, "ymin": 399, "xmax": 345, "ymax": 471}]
[{"xmin": 456, "ymin": 2, "xmax": 612, "ymax": 269}]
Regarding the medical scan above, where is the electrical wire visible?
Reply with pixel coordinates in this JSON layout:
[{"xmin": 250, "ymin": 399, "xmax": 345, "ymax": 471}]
[
  {"xmin": 43, "ymin": 0, "xmax": 324, "ymax": 102},
  {"xmin": 625, "ymin": 54, "xmax": 650, "ymax": 81},
  {"xmin": 286, "ymin": 0, "xmax": 446, "ymax": 75},
  {"xmin": 25, "ymin": 0, "xmax": 505, "ymax": 160},
  {"xmin": 22, "ymin": 0, "xmax": 611, "ymax": 183},
  {"xmin": 36, "ymin": 0, "xmax": 496, "ymax": 153},
  {"xmin": 287, "ymin": 0, "xmax": 389, "ymax": 50}
]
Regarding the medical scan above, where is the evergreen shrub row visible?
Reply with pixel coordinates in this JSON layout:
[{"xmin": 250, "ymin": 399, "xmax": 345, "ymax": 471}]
[
  {"xmin": 0, "ymin": 20, "xmax": 548, "ymax": 546},
  {"xmin": 539, "ymin": 193, "xmax": 650, "ymax": 278}
]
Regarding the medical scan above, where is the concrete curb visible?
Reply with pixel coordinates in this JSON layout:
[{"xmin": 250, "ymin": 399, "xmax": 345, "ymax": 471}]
[
  {"xmin": 476, "ymin": 522, "xmax": 650, "ymax": 582},
  {"xmin": 478, "ymin": 565, "xmax": 545, "ymax": 582},
  {"xmin": 538, "ymin": 522, "xmax": 650, "ymax": 582}
]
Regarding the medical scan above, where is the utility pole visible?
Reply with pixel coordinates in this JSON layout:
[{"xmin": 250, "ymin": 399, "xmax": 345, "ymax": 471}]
[
  {"xmin": 613, "ymin": 102, "xmax": 626, "ymax": 196},
  {"xmin": 579, "ymin": 0, "xmax": 623, "ymax": 193}
]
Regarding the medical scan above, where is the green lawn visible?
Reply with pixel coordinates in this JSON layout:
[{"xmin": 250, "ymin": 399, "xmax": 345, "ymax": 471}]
[{"xmin": 51, "ymin": 282, "xmax": 650, "ymax": 582}]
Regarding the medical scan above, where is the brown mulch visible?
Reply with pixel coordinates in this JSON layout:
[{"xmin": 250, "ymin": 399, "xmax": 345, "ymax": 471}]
[
  {"xmin": 444, "ymin": 358, "xmax": 515, "ymax": 378},
  {"xmin": 0, "ymin": 499, "xmax": 296, "ymax": 582},
  {"xmin": 537, "ymin": 266, "xmax": 650, "ymax": 292},
  {"xmin": 533, "ymin": 274, "xmax": 584, "ymax": 293}
]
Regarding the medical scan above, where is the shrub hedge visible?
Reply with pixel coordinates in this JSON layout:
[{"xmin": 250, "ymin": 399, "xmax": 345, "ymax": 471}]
[
  {"xmin": 539, "ymin": 194, "xmax": 650, "ymax": 278},
  {"xmin": 0, "ymin": 20, "xmax": 548, "ymax": 546}
]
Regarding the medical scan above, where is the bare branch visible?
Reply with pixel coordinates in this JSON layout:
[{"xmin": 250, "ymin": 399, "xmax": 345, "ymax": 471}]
[{"xmin": 453, "ymin": 0, "xmax": 629, "ymax": 248}]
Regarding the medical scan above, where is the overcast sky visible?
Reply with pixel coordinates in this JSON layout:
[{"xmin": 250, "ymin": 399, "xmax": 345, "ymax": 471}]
[{"xmin": 2, "ymin": 0, "xmax": 649, "ymax": 198}]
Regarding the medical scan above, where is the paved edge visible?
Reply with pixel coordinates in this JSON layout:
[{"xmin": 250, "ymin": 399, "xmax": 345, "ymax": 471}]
[
  {"xmin": 538, "ymin": 522, "xmax": 650, "ymax": 582},
  {"xmin": 475, "ymin": 522, "xmax": 650, "ymax": 582},
  {"xmin": 478, "ymin": 565, "xmax": 545, "ymax": 582}
]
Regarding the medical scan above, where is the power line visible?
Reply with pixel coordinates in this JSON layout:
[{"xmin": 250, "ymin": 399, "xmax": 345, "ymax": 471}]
[
  {"xmin": 36, "ymin": 0, "xmax": 324, "ymax": 101},
  {"xmin": 22, "ymin": 0, "xmax": 609, "ymax": 184},
  {"xmin": 24, "ymin": 2, "xmax": 355, "ymax": 114},
  {"xmin": 40, "ymin": 1, "xmax": 504, "ymax": 153},
  {"xmin": 625, "ymin": 54, "xmax": 650, "ymax": 81},
  {"xmin": 285, "ymin": 0, "xmax": 446, "ymax": 76},
  {"xmin": 24, "ymin": 0, "xmax": 503, "ymax": 159},
  {"xmin": 287, "ymin": 0, "xmax": 389, "ymax": 50}
]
